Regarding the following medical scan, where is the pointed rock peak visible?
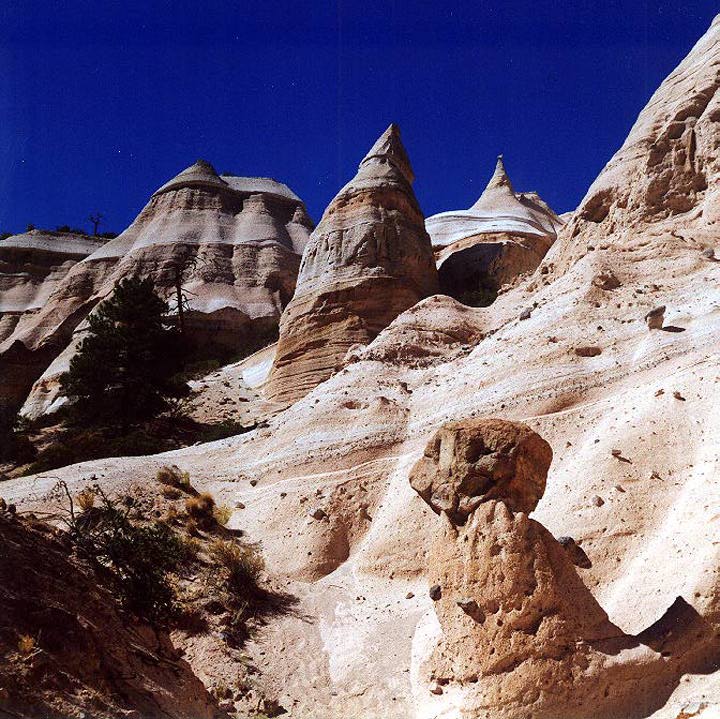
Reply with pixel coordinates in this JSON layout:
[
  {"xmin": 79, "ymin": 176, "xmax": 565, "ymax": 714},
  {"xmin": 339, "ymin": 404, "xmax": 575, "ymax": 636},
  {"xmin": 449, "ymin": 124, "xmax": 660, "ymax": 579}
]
[
  {"xmin": 190, "ymin": 158, "xmax": 220, "ymax": 176},
  {"xmin": 358, "ymin": 123, "xmax": 415, "ymax": 184},
  {"xmin": 153, "ymin": 158, "xmax": 228, "ymax": 196},
  {"xmin": 469, "ymin": 154, "xmax": 518, "ymax": 212},
  {"xmin": 487, "ymin": 154, "xmax": 514, "ymax": 192},
  {"xmin": 290, "ymin": 205, "xmax": 311, "ymax": 226}
]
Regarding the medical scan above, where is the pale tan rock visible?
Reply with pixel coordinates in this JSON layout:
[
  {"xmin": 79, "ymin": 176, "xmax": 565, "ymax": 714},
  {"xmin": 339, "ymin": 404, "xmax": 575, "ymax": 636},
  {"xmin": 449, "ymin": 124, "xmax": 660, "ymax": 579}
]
[
  {"xmin": 645, "ymin": 305, "xmax": 666, "ymax": 329},
  {"xmin": 414, "ymin": 420, "xmax": 720, "ymax": 719},
  {"xmin": 551, "ymin": 14, "xmax": 720, "ymax": 271},
  {"xmin": 4, "ymin": 15, "xmax": 720, "ymax": 719},
  {"xmin": 266, "ymin": 124, "xmax": 439, "ymax": 405}
]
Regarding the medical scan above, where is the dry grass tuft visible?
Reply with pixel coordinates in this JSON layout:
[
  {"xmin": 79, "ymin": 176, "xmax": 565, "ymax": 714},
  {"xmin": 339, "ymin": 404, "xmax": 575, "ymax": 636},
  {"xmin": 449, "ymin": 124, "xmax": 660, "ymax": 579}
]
[
  {"xmin": 76, "ymin": 488, "xmax": 96, "ymax": 511},
  {"xmin": 156, "ymin": 465, "xmax": 191, "ymax": 490},
  {"xmin": 210, "ymin": 539, "xmax": 264, "ymax": 597},
  {"xmin": 213, "ymin": 504, "xmax": 233, "ymax": 526},
  {"xmin": 185, "ymin": 492, "xmax": 215, "ymax": 521},
  {"xmin": 17, "ymin": 634, "xmax": 36, "ymax": 656}
]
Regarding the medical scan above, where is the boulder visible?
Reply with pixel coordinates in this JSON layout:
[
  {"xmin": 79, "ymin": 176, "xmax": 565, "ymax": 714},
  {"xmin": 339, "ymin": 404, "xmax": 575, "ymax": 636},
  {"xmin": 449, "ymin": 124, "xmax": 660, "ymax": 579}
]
[
  {"xmin": 645, "ymin": 305, "xmax": 666, "ymax": 330},
  {"xmin": 409, "ymin": 418, "xmax": 552, "ymax": 523}
]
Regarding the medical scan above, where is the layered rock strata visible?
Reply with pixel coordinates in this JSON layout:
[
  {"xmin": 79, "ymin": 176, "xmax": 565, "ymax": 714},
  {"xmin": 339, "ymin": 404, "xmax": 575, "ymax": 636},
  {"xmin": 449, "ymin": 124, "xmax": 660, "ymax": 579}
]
[
  {"xmin": 426, "ymin": 156, "xmax": 563, "ymax": 304},
  {"xmin": 0, "ymin": 231, "xmax": 105, "ymax": 344},
  {"xmin": 1, "ymin": 160, "xmax": 312, "ymax": 415},
  {"xmin": 266, "ymin": 124, "xmax": 439, "ymax": 405}
]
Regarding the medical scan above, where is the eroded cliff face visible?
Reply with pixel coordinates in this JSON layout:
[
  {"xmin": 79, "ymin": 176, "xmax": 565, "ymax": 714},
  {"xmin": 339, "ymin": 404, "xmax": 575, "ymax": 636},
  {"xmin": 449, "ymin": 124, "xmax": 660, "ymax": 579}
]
[
  {"xmin": 0, "ymin": 231, "xmax": 108, "ymax": 409},
  {"xmin": 553, "ymin": 14, "xmax": 720, "ymax": 271},
  {"xmin": 1, "ymin": 161, "xmax": 312, "ymax": 416},
  {"xmin": 266, "ymin": 124, "xmax": 439, "ymax": 405},
  {"xmin": 0, "ymin": 231, "xmax": 105, "ymax": 343}
]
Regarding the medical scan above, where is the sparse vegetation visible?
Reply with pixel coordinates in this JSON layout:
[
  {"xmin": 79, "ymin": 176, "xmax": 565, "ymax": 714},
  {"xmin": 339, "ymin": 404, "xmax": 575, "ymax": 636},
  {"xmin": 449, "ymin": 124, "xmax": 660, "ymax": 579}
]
[
  {"xmin": 16, "ymin": 635, "xmax": 36, "ymax": 656},
  {"xmin": 57, "ymin": 482, "xmax": 188, "ymax": 620},
  {"xmin": 455, "ymin": 285, "xmax": 498, "ymax": 307},
  {"xmin": 76, "ymin": 488, "xmax": 95, "ymax": 511},
  {"xmin": 156, "ymin": 464, "xmax": 191, "ymax": 489},
  {"xmin": 23, "ymin": 425, "xmax": 173, "ymax": 476},
  {"xmin": 0, "ymin": 409, "xmax": 36, "ymax": 466},
  {"xmin": 185, "ymin": 492, "xmax": 216, "ymax": 529},
  {"xmin": 213, "ymin": 504, "xmax": 233, "ymax": 526},
  {"xmin": 210, "ymin": 538, "xmax": 265, "ymax": 602}
]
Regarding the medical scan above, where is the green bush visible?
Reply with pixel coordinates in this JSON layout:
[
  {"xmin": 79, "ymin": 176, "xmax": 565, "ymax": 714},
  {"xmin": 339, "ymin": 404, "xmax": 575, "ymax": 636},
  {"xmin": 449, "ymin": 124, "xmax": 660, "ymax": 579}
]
[
  {"xmin": 0, "ymin": 409, "xmax": 36, "ymax": 465},
  {"xmin": 60, "ymin": 483, "xmax": 187, "ymax": 620}
]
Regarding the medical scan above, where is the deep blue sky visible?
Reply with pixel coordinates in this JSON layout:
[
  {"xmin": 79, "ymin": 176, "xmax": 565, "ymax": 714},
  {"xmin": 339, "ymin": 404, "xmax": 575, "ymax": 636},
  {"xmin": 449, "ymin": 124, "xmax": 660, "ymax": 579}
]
[{"xmin": 0, "ymin": 2, "xmax": 716, "ymax": 235}]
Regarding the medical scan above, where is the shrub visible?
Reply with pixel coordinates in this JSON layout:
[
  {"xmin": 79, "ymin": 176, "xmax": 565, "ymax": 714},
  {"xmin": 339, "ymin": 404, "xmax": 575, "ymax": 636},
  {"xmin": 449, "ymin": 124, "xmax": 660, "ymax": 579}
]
[
  {"xmin": 76, "ymin": 488, "xmax": 96, "ymax": 511},
  {"xmin": 196, "ymin": 420, "xmax": 251, "ymax": 443},
  {"xmin": 185, "ymin": 492, "xmax": 215, "ymax": 521},
  {"xmin": 213, "ymin": 504, "xmax": 233, "ymax": 526},
  {"xmin": 58, "ymin": 482, "xmax": 186, "ymax": 620},
  {"xmin": 17, "ymin": 635, "xmax": 36, "ymax": 655},
  {"xmin": 210, "ymin": 539, "xmax": 264, "ymax": 599},
  {"xmin": 162, "ymin": 485, "xmax": 181, "ymax": 500},
  {"xmin": 156, "ymin": 465, "xmax": 190, "ymax": 489},
  {"xmin": 0, "ymin": 409, "xmax": 36, "ymax": 465}
]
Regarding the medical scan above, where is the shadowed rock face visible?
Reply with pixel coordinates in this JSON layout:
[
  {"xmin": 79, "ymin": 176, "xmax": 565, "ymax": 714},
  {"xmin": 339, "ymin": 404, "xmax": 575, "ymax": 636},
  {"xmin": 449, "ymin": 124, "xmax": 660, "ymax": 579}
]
[
  {"xmin": 426, "ymin": 157, "xmax": 563, "ymax": 304},
  {"xmin": 0, "ymin": 161, "xmax": 313, "ymax": 415},
  {"xmin": 0, "ymin": 514, "xmax": 220, "ymax": 719},
  {"xmin": 266, "ymin": 124, "xmax": 439, "ymax": 405}
]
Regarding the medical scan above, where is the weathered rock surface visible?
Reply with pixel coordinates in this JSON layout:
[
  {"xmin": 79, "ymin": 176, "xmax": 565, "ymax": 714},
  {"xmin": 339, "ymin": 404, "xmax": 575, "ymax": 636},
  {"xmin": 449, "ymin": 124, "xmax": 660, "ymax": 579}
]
[
  {"xmin": 4, "ymin": 15, "xmax": 720, "ymax": 719},
  {"xmin": 409, "ymin": 418, "xmax": 552, "ymax": 522},
  {"xmin": 552, "ymin": 14, "xmax": 720, "ymax": 270},
  {"xmin": 266, "ymin": 124, "xmax": 439, "ymax": 405},
  {"xmin": 0, "ymin": 230, "xmax": 105, "ymax": 343},
  {"xmin": 427, "ymin": 156, "xmax": 563, "ymax": 303},
  {"xmin": 2, "ymin": 161, "xmax": 312, "ymax": 416}
]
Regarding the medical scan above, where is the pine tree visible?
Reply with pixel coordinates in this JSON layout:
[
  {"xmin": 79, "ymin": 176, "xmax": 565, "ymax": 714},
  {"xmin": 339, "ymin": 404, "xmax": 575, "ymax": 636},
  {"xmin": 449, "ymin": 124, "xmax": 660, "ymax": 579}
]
[{"xmin": 60, "ymin": 276, "xmax": 185, "ymax": 425}]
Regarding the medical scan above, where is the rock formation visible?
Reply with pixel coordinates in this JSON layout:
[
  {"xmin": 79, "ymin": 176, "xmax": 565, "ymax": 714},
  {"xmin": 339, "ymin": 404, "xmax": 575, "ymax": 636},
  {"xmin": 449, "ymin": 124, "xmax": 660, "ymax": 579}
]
[
  {"xmin": 552, "ymin": 14, "xmax": 720, "ymax": 270},
  {"xmin": 3, "ymin": 14, "xmax": 720, "ymax": 719},
  {"xmin": 0, "ymin": 230, "xmax": 106, "ymax": 345},
  {"xmin": 409, "ymin": 418, "xmax": 552, "ymax": 522},
  {"xmin": 412, "ymin": 419, "xmax": 720, "ymax": 719},
  {"xmin": 265, "ymin": 124, "xmax": 439, "ymax": 405},
  {"xmin": 0, "ymin": 161, "xmax": 312, "ymax": 416},
  {"xmin": 426, "ymin": 156, "xmax": 563, "ymax": 304}
]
